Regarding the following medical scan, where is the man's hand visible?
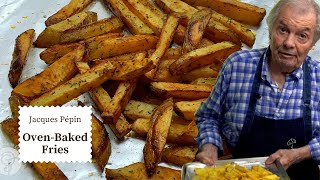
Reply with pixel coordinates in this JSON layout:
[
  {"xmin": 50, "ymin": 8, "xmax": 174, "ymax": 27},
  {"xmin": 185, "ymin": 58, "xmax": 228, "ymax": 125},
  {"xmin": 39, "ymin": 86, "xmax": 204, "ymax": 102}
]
[
  {"xmin": 195, "ymin": 144, "xmax": 218, "ymax": 166},
  {"xmin": 265, "ymin": 145, "xmax": 312, "ymax": 169}
]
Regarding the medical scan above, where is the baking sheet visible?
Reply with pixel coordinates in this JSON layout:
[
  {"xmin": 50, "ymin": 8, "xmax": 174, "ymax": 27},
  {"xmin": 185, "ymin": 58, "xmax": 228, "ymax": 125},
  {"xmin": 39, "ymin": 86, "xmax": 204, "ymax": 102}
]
[
  {"xmin": 182, "ymin": 157, "xmax": 289, "ymax": 180},
  {"xmin": 0, "ymin": 0, "xmax": 320, "ymax": 179}
]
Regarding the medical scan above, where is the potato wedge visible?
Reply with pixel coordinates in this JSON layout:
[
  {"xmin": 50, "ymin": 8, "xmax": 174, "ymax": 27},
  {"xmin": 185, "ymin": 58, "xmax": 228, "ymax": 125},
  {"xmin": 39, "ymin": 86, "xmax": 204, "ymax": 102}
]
[
  {"xmin": 40, "ymin": 43, "xmax": 81, "ymax": 64},
  {"xmin": 161, "ymin": 146, "xmax": 198, "ymax": 166},
  {"xmin": 126, "ymin": 0, "xmax": 166, "ymax": 34},
  {"xmin": 105, "ymin": 162, "xmax": 181, "ymax": 180},
  {"xmin": 1, "ymin": 118, "xmax": 67, "ymax": 179},
  {"xmin": 145, "ymin": 15, "xmax": 180, "ymax": 79},
  {"xmin": 91, "ymin": 115, "xmax": 112, "ymax": 172},
  {"xmin": 148, "ymin": 47, "xmax": 183, "ymax": 60},
  {"xmin": 13, "ymin": 45, "xmax": 84, "ymax": 102},
  {"xmin": 174, "ymin": 99, "xmax": 206, "ymax": 121},
  {"xmin": 108, "ymin": 57, "xmax": 155, "ymax": 81},
  {"xmin": 182, "ymin": 9, "xmax": 211, "ymax": 53},
  {"xmin": 181, "ymin": 64, "xmax": 219, "ymax": 81},
  {"xmin": 143, "ymin": 98, "xmax": 173, "ymax": 176},
  {"xmin": 101, "ymin": 80, "xmax": 137, "ymax": 124},
  {"xmin": 84, "ymin": 34, "xmax": 158, "ymax": 62},
  {"xmin": 102, "ymin": 0, "xmax": 154, "ymax": 35},
  {"xmin": 8, "ymin": 29, "xmax": 35, "ymax": 88},
  {"xmin": 90, "ymin": 86, "xmax": 132, "ymax": 139},
  {"xmin": 40, "ymin": 33, "xmax": 123, "ymax": 64},
  {"xmin": 197, "ymin": 6, "xmax": 256, "ymax": 47},
  {"xmin": 132, "ymin": 118, "xmax": 197, "ymax": 145},
  {"xmin": 191, "ymin": 77, "xmax": 216, "ymax": 86},
  {"xmin": 29, "ymin": 61, "xmax": 115, "ymax": 106},
  {"xmin": 156, "ymin": 0, "xmax": 241, "ymax": 45},
  {"xmin": 45, "ymin": 0, "xmax": 94, "ymax": 26},
  {"xmin": 60, "ymin": 16, "xmax": 124, "ymax": 43},
  {"xmin": 124, "ymin": 100, "xmax": 158, "ymax": 121},
  {"xmin": 169, "ymin": 41, "xmax": 240, "ymax": 75},
  {"xmin": 181, "ymin": 0, "xmax": 266, "ymax": 26},
  {"xmin": 150, "ymin": 82, "xmax": 212, "ymax": 100},
  {"xmin": 92, "ymin": 52, "xmax": 147, "ymax": 64},
  {"xmin": 34, "ymin": 11, "xmax": 97, "ymax": 48}
]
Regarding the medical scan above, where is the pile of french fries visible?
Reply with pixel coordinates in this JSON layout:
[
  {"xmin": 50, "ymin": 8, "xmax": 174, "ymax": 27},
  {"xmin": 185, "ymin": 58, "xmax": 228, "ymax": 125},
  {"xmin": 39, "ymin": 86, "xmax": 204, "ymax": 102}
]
[{"xmin": 3, "ymin": 0, "xmax": 266, "ymax": 179}]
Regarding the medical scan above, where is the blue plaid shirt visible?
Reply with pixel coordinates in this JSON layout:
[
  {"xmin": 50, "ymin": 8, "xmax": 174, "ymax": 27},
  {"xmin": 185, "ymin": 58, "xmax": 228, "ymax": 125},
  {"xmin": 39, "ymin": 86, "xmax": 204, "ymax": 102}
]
[{"xmin": 195, "ymin": 48, "xmax": 320, "ymax": 162}]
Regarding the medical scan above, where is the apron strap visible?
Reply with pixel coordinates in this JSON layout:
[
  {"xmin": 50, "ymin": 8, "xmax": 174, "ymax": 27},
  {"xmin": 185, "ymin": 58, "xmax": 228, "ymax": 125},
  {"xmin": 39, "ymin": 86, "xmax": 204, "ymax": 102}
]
[{"xmin": 303, "ymin": 60, "xmax": 312, "ymax": 142}]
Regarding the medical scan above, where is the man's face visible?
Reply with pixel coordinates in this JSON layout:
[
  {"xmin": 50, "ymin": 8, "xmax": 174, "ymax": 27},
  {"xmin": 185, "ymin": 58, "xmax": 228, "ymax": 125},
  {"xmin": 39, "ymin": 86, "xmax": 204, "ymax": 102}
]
[{"xmin": 269, "ymin": 4, "xmax": 317, "ymax": 73}]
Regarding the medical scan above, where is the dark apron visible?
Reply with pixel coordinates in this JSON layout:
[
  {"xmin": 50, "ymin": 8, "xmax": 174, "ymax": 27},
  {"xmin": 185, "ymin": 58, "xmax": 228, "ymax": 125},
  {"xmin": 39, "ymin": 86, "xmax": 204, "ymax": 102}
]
[{"xmin": 233, "ymin": 55, "xmax": 319, "ymax": 180}]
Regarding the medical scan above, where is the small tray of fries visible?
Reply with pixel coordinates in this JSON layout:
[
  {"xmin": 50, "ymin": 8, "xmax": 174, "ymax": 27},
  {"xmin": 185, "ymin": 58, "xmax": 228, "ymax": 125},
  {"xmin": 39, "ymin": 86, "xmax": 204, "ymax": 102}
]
[{"xmin": 182, "ymin": 157, "xmax": 290, "ymax": 180}]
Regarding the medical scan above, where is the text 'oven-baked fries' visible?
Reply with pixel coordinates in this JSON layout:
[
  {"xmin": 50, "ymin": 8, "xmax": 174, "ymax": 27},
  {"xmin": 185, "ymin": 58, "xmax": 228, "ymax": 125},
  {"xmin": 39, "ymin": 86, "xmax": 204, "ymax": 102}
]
[{"xmin": 2, "ymin": 0, "xmax": 266, "ymax": 179}]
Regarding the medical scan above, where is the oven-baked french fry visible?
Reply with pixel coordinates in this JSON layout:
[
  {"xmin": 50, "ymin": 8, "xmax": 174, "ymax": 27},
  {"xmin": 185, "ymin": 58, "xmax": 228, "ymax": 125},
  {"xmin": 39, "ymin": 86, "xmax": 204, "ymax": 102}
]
[
  {"xmin": 101, "ymin": 80, "xmax": 137, "ymax": 124},
  {"xmin": 150, "ymin": 82, "xmax": 212, "ymax": 100},
  {"xmin": 182, "ymin": 9, "xmax": 211, "ymax": 53},
  {"xmin": 1, "ymin": 118, "xmax": 67, "ymax": 179},
  {"xmin": 169, "ymin": 41, "xmax": 240, "ymax": 75},
  {"xmin": 161, "ymin": 145, "xmax": 198, "ymax": 166},
  {"xmin": 34, "ymin": 11, "xmax": 98, "ymax": 48},
  {"xmin": 156, "ymin": 0, "xmax": 241, "ymax": 45},
  {"xmin": 174, "ymin": 99, "xmax": 206, "ymax": 121},
  {"xmin": 90, "ymin": 86, "xmax": 132, "ymax": 139},
  {"xmin": 102, "ymin": 0, "xmax": 154, "ymax": 35},
  {"xmin": 181, "ymin": 0, "xmax": 266, "ymax": 26},
  {"xmin": 197, "ymin": 6, "xmax": 256, "ymax": 47},
  {"xmin": 124, "ymin": 100, "xmax": 158, "ymax": 121},
  {"xmin": 145, "ymin": 14, "xmax": 180, "ymax": 79},
  {"xmin": 84, "ymin": 34, "xmax": 158, "ymax": 62},
  {"xmin": 191, "ymin": 77, "xmax": 216, "ymax": 86},
  {"xmin": 8, "ymin": 29, "xmax": 35, "ymax": 88},
  {"xmin": 181, "ymin": 64, "xmax": 219, "ymax": 81},
  {"xmin": 40, "ymin": 33, "xmax": 123, "ymax": 64},
  {"xmin": 91, "ymin": 115, "xmax": 112, "ymax": 172},
  {"xmin": 143, "ymin": 98, "xmax": 173, "ymax": 176},
  {"xmin": 60, "ymin": 16, "xmax": 124, "ymax": 43},
  {"xmin": 132, "ymin": 118, "xmax": 197, "ymax": 145},
  {"xmin": 29, "ymin": 61, "xmax": 115, "ymax": 106},
  {"xmin": 92, "ymin": 52, "xmax": 147, "ymax": 63},
  {"xmin": 13, "ymin": 45, "xmax": 84, "ymax": 102},
  {"xmin": 45, "ymin": 0, "xmax": 94, "ymax": 26},
  {"xmin": 105, "ymin": 162, "xmax": 181, "ymax": 180}
]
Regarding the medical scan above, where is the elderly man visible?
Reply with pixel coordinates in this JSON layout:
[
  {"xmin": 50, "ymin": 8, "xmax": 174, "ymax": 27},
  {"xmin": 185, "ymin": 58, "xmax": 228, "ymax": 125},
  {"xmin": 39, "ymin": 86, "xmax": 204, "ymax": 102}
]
[{"xmin": 195, "ymin": 0, "xmax": 320, "ymax": 179}]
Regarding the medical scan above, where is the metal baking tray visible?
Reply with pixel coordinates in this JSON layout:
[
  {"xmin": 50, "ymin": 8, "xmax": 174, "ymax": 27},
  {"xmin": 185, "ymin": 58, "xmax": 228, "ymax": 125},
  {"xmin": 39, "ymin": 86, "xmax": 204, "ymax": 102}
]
[{"xmin": 182, "ymin": 157, "xmax": 290, "ymax": 180}]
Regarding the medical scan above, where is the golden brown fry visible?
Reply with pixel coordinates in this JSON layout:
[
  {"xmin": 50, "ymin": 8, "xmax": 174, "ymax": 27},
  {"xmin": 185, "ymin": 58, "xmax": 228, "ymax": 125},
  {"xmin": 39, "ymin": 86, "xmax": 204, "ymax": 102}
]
[
  {"xmin": 150, "ymin": 82, "xmax": 212, "ymax": 100},
  {"xmin": 45, "ymin": 0, "xmax": 94, "ymax": 26},
  {"xmin": 102, "ymin": 0, "xmax": 154, "ymax": 35},
  {"xmin": 101, "ymin": 80, "xmax": 137, "ymax": 124},
  {"xmin": 126, "ymin": 0, "xmax": 166, "ymax": 34},
  {"xmin": 145, "ymin": 15, "xmax": 180, "ymax": 79},
  {"xmin": 161, "ymin": 145, "xmax": 198, "ymax": 166},
  {"xmin": 13, "ymin": 45, "xmax": 84, "ymax": 101},
  {"xmin": 181, "ymin": 64, "xmax": 219, "ymax": 82},
  {"xmin": 40, "ymin": 33, "xmax": 123, "ymax": 64},
  {"xmin": 181, "ymin": 0, "xmax": 266, "ymax": 26},
  {"xmin": 109, "ymin": 57, "xmax": 155, "ymax": 81},
  {"xmin": 84, "ymin": 34, "xmax": 158, "ymax": 62},
  {"xmin": 124, "ymin": 100, "xmax": 158, "ymax": 121},
  {"xmin": 198, "ymin": 6, "xmax": 256, "ymax": 47},
  {"xmin": 174, "ymin": 99, "xmax": 206, "ymax": 121},
  {"xmin": 1, "ymin": 118, "xmax": 67, "ymax": 179},
  {"xmin": 29, "ymin": 61, "xmax": 115, "ymax": 106},
  {"xmin": 34, "ymin": 11, "xmax": 97, "ymax": 48},
  {"xmin": 91, "ymin": 115, "xmax": 112, "ymax": 172},
  {"xmin": 169, "ymin": 41, "xmax": 240, "ymax": 75},
  {"xmin": 191, "ymin": 77, "xmax": 216, "ymax": 86},
  {"xmin": 132, "ymin": 118, "xmax": 197, "ymax": 145},
  {"xmin": 105, "ymin": 162, "xmax": 181, "ymax": 180},
  {"xmin": 183, "ymin": 9, "xmax": 211, "ymax": 53},
  {"xmin": 60, "ymin": 16, "xmax": 124, "ymax": 43},
  {"xmin": 143, "ymin": 98, "xmax": 173, "ymax": 176},
  {"xmin": 92, "ymin": 52, "xmax": 147, "ymax": 64},
  {"xmin": 90, "ymin": 86, "xmax": 132, "ymax": 139},
  {"xmin": 156, "ymin": 0, "xmax": 240, "ymax": 45},
  {"xmin": 148, "ymin": 47, "xmax": 183, "ymax": 60},
  {"xmin": 8, "ymin": 29, "xmax": 35, "ymax": 88}
]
